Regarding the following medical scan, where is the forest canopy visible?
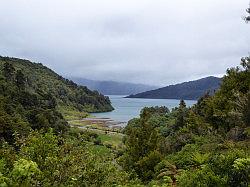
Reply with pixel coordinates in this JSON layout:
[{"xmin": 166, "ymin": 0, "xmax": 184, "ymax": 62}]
[
  {"xmin": 0, "ymin": 56, "xmax": 249, "ymax": 186},
  {"xmin": 0, "ymin": 56, "xmax": 114, "ymax": 113}
]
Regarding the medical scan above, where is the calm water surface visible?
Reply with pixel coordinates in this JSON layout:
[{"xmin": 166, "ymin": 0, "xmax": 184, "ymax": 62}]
[{"xmin": 92, "ymin": 95, "xmax": 197, "ymax": 123}]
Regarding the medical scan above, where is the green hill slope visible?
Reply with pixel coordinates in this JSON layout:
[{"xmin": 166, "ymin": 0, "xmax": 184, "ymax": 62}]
[
  {"xmin": 127, "ymin": 76, "xmax": 221, "ymax": 100},
  {"xmin": 0, "ymin": 56, "xmax": 114, "ymax": 113}
]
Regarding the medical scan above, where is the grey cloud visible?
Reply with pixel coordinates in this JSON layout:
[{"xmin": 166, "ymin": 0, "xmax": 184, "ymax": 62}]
[{"xmin": 0, "ymin": 0, "xmax": 249, "ymax": 86}]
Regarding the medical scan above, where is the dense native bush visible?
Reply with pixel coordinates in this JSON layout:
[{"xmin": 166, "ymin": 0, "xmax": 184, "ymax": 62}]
[
  {"xmin": 0, "ymin": 129, "xmax": 131, "ymax": 187},
  {"xmin": 0, "ymin": 55, "xmax": 249, "ymax": 186},
  {"xmin": 120, "ymin": 59, "xmax": 250, "ymax": 186},
  {"xmin": 0, "ymin": 56, "xmax": 114, "ymax": 113}
]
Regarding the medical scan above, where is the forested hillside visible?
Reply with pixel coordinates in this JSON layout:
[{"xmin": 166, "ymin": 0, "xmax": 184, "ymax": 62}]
[
  {"xmin": 121, "ymin": 57, "xmax": 250, "ymax": 186},
  {"xmin": 127, "ymin": 76, "xmax": 221, "ymax": 100},
  {"xmin": 0, "ymin": 56, "xmax": 249, "ymax": 186},
  {"xmin": 0, "ymin": 56, "xmax": 130, "ymax": 186},
  {"xmin": 0, "ymin": 56, "xmax": 113, "ymax": 113}
]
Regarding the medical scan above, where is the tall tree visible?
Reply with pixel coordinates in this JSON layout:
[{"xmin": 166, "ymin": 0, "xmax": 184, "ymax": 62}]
[
  {"xmin": 122, "ymin": 107, "xmax": 162, "ymax": 181},
  {"xmin": 174, "ymin": 100, "xmax": 188, "ymax": 130}
]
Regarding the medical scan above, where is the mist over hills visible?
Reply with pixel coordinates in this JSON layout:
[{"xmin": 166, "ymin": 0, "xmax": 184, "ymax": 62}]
[
  {"xmin": 126, "ymin": 76, "xmax": 222, "ymax": 100},
  {"xmin": 71, "ymin": 78, "xmax": 158, "ymax": 95}
]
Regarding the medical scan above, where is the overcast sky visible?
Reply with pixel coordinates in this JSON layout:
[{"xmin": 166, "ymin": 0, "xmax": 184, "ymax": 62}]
[{"xmin": 0, "ymin": 0, "xmax": 249, "ymax": 86}]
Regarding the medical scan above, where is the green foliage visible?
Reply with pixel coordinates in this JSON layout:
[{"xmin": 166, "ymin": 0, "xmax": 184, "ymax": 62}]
[
  {"xmin": 59, "ymin": 106, "xmax": 89, "ymax": 120},
  {"xmin": 174, "ymin": 100, "xmax": 188, "ymax": 130},
  {"xmin": 177, "ymin": 150, "xmax": 250, "ymax": 187},
  {"xmin": 0, "ymin": 56, "xmax": 114, "ymax": 144},
  {"xmin": 0, "ymin": 56, "xmax": 113, "ymax": 113},
  {"xmin": 0, "ymin": 55, "xmax": 249, "ymax": 186},
  {"xmin": 136, "ymin": 150, "xmax": 162, "ymax": 181},
  {"xmin": 119, "ymin": 58, "xmax": 250, "ymax": 186},
  {"xmin": 15, "ymin": 70, "xmax": 26, "ymax": 89},
  {"xmin": 0, "ymin": 60, "xmax": 72, "ymax": 143},
  {"xmin": 177, "ymin": 166, "xmax": 227, "ymax": 187},
  {"xmin": 0, "ymin": 129, "xmax": 130, "ymax": 186},
  {"xmin": 154, "ymin": 160, "xmax": 180, "ymax": 186},
  {"xmin": 11, "ymin": 159, "xmax": 40, "ymax": 186},
  {"xmin": 196, "ymin": 57, "xmax": 250, "ymax": 130},
  {"xmin": 121, "ymin": 107, "xmax": 169, "ymax": 182},
  {"xmin": 230, "ymin": 158, "xmax": 250, "ymax": 186},
  {"xmin": 2, "ymin": 62, "xmax": 15, "ymax": 81}
]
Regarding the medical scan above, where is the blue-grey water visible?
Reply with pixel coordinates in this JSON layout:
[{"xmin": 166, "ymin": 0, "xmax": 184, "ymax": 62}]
[{"xmin": 92, "ymin": 95, "xmax": 197, "ymax": 123}]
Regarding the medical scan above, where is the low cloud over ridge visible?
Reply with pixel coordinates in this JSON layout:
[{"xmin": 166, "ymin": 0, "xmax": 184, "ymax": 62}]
[{"xmin": 0, "ymin": 0, "xmax": 249, "ymax": 86}]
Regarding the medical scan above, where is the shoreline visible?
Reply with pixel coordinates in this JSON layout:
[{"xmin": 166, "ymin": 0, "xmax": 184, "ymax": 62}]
[
  {"xmin": 82, "ymin": 117, "xmax": 127, "ymax": 128},
  {"xmin": 69, "ymin": 117, "xmax": 127, "ymax": 129}
]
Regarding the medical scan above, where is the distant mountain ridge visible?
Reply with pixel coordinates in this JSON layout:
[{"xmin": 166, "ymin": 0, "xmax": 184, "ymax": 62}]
[
  {"xmin": 126, "ymin": 76, "xmax": 222, "ymax": 100},
  {"xmin": 71, "ymin": 78, "xmax": 158, "ymax": 95}
]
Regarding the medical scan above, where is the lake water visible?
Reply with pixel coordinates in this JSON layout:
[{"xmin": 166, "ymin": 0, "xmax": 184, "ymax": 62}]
[{"xmin": 92, "ymin": 95, "xmax": 197, "ymax": 123}]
